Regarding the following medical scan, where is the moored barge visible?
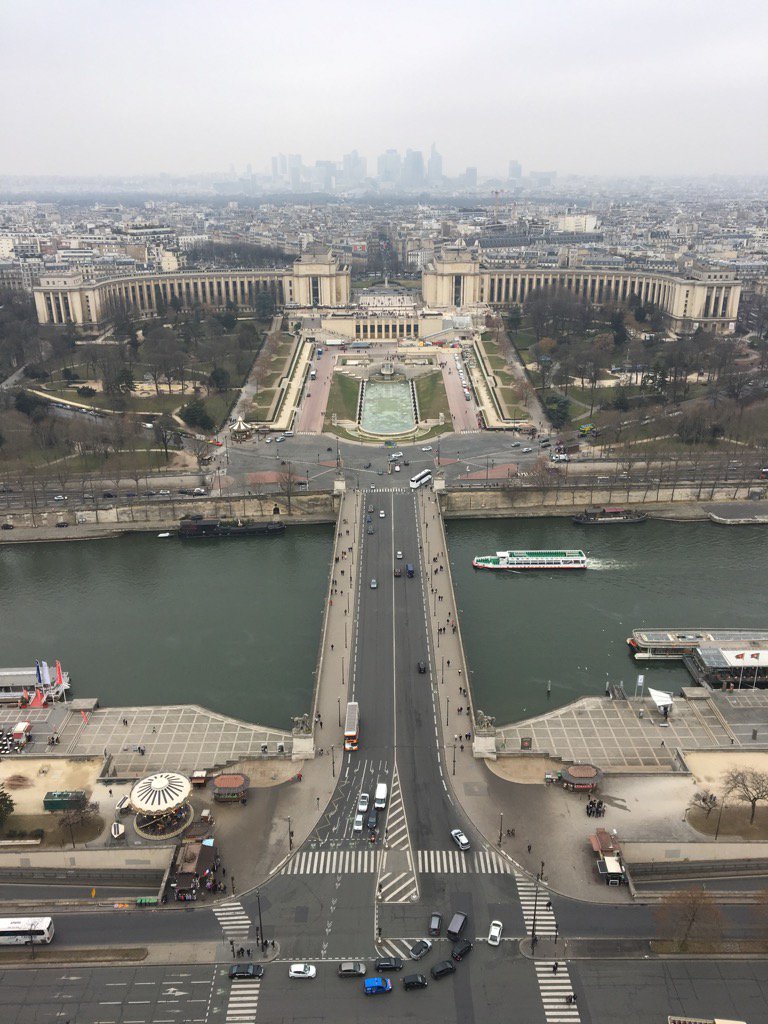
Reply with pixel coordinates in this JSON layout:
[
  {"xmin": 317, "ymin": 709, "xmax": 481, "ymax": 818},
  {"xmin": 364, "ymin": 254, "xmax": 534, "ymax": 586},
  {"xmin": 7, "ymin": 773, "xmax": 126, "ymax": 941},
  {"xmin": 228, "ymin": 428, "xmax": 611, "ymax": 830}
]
[
  {"xmin": 179, "ymin": 518, "xmax": 286, "ymax": 539},
  {"xmin": 573, "ymin": 507, "xmax": 647, "ymax": 525}
]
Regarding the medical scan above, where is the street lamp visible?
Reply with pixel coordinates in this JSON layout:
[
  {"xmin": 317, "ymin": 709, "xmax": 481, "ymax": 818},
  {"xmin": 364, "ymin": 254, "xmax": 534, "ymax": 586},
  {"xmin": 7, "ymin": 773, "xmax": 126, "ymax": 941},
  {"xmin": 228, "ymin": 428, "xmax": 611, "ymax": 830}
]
[
  {"xmin": 255, "ymin": 887, "xmax": 265, "ymax": 951},
  {"xmin": 331, "ymin": 744, "xmax": 335, "ymax": 778},
  {"xmin": 337, "ymin": 697, "xmax": 341, "ymax": 727},
  {"xmin": 441, "ymin": 655, "xmax": 444, "ymax": 685},
  {"xmin": 446, "ymin": 697, "xmax": 450, "ymax": 726},
  {"xmin": 498, "ymin": 812, "xmax": 503, "ymax": 845},
  {"xmin": 288, "ymin": 816, "xmax": 293, "ymax": 852},
  {"xmin": 452, "ymin": 742, "xmax": 456, "ymax": 776},
  {"xmin": 531, "ymin": 873, "xmax": 540, "ymax": 948}
]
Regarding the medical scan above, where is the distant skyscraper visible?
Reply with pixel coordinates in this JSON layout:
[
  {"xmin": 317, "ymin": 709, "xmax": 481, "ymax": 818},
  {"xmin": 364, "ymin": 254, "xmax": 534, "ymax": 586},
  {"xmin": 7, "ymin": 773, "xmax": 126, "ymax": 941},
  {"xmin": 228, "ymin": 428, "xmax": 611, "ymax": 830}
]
[
  {"xmin": 377, "ymin": 149, "xmax": 401, "ymax": 184},
  {"xmin": 343, "ymin": 149, "xmax": 367, "ymax": 184},
  {"xmin": 463, "ymin": 166, "xmax": 478, "ymax": 187},
  {"xmin": 427, "ymin": 143, "xmax": 443, "ymax": 184},
  {"xmin": 288, "ymin": 154, "xmax": 302, "ymax": 190},
  {"xmin": 402, "ymin": 149, "xmax": 425, "ymax": 188},
  {"xmin": 508, "ymin": 160, "xmax": 522, "ymax": 179}
]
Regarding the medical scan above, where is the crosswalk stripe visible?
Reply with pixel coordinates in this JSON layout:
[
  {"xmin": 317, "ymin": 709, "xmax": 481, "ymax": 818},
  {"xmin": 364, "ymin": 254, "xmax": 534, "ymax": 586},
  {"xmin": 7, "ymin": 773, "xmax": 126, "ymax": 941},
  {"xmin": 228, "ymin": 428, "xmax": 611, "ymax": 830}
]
[{"xmin": 224, "ymin": 979, "xmax": 260, "ymax": 1023}]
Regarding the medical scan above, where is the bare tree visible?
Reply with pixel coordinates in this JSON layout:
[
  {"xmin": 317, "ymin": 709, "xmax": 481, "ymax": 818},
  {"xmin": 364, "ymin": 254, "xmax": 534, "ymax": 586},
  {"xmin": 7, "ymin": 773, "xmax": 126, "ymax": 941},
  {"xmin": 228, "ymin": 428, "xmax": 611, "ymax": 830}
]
[
  {"xmin": 654, "ymin": 886, "xmax": 723, "ymax": 951},
  {"xmin": 724, "ymin": 767, "xmax": 768, "ymax": 825}
]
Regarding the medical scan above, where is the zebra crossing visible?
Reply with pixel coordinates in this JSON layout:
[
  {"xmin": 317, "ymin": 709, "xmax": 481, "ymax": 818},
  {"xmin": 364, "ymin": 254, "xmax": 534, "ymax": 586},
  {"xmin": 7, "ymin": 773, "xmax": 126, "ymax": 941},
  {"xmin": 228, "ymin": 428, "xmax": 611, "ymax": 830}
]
[
  {"xmin": 280, "ymin": 848, "xmax": 383, "ymax": 875},
  {"xmin": 212, "ymin": 900, "xmax": 252, "ymax": 939},
  {"xmin": 225, "ymin": 978, "xmax": 261, "ymax": 1023},
  {"xmin": 534, "ymin": 962, "xmax": 580, "ymax": 1024},
  {"xmin": 368, "ymin": 486, "xmax": 408, "ymax": 493},
  {"xmin": 376, "ymin": 764, "xmax": 418, "ymax": 903},
  {"xmin": 514, "ymin": 873, "xmax": 558, "ymax": 937},
  {"xmin": 416, "ymin": 849, "xmax": 512, "ymax": 874}
]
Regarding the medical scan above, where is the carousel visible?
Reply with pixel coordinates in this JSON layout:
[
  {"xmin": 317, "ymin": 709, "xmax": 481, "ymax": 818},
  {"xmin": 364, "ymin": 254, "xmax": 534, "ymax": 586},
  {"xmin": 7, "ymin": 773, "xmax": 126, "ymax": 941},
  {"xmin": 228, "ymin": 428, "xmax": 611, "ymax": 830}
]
[
  {"xmin": 130, "ymin": 772, "xmax": 194, "ymax": 840},
  {"xmin": 229, "ymin": 416, "xmax": 253, "ymax": 442}
]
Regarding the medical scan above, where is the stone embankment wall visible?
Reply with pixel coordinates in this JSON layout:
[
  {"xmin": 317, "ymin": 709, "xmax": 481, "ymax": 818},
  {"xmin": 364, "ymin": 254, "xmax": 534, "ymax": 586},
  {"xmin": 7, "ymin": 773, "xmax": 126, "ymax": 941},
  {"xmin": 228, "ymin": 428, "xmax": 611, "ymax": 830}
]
[{"xmin": 441, "ymin": 483, "xmax": 756, "ymax": 520}]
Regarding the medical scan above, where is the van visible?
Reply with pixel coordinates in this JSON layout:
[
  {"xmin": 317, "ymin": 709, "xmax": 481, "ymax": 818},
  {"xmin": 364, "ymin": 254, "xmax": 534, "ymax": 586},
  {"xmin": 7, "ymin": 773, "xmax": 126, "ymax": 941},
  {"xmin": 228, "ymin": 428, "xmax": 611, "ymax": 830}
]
[
  {"xmin": 447, "ymin": 912, "xmax": 468, "ymax": 941},
  {"xmin": 406, "ymin": 564, "xmax": 415, "ymax": 578},
  {"xmin": 283, "ymin": 430, "xmax": 294, "ymax": 437},
  {"xmin": 374, "ymin": 782, "xmax": 388, "ymax": 809}
]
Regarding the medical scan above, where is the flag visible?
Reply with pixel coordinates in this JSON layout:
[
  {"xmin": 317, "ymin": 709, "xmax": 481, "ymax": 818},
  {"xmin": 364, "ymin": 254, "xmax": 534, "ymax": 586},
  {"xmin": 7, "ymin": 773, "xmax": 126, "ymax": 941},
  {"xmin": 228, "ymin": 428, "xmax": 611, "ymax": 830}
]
[
  {"xmin": 42, "ymin": 661, "xmax": 51, "ymax": 687},
  {"xmin": 734, "ymin": 653, "xmax": 745, "ymax": 660},
  {"xmin": 80, "ymin": 709, "xmax": 89, "ymax": 724},
  {"xmin": 56, "ymin": 661, "xmax": 64, "ymax": 688},
  {"xmin": 35, "ymin": 660, "xmax": 42, "ymax": 686},
  {"xmin": 752, "ymin": 653, "xmax": 761, "ymax": 660}
]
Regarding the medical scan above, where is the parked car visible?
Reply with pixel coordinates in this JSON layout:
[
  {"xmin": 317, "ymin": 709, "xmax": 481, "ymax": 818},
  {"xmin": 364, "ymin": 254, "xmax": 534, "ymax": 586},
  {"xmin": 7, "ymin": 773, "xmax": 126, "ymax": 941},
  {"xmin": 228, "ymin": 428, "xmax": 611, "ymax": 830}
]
[
  {"xmin": 364, "ymin": 977, "xmax": 392, "ymax": 995},
  {"xmin": 192, "ymin": 487, "xmax": 206, "ymax": 495},
  {"xmin": 488, "ymin": 920, "xmax": 503, "ymax": 946},
  {"xmin": 421, "ymin": 446, "xmax": 433, "ymax": 452},
  {"xmin": 428, "ymin": 912, "xmax": 442, "ymax": 936},
  {"xmin": 229, "ymin": 963, "xmax": 264, "ymax": 980},
  {"xmin": 374, "ymin": 956, "xmax": 403, "ymax": 972},
  {"xmin": 451, "ymin": 939, "xmax": 473, "ymax": 961},
  {"xmin": 430, "ymin": 960, "xmax": 456, "ymax": 980},
  {"xmin": 522, "ymin": 447, "xmax": 533, "ymax": 453},
  {"xmin": 403, "ymin": 973, "xmax": 428, "ymax": 990},
  {"xmin": 55, "ymin": 521, "xmax": 70, "ymax": 528},
  {"xmin": 158, "ymin": 489, "xmax": 170, "ymax": 496},
  {"xmin": 289, "ymin": 963, "xmax": 317, "ymax": 979},
  {"xmin": 53, "ymin": 495, "xmax": 67, "ymax": 502},
  {"xmin": 338, "ymin": 961, "xmax": 366, "ymax": 977},
  {"xmin": 1, "ymin": 523, "xmax": 15, "ymax": 530},
  {"xmin": 451, "ymin": 828, "xmax": 470, "ymax": 851},
  {"xmin": 394, "ymin": 465, "xmax": 401, "ymax": 472},
  {"xmin": 102, "ymin": 491, "xmax": 115, "ymax": 498},
  {"xmin": 409, "ymin": 939, "xmax": 432, "ymax": 961}
]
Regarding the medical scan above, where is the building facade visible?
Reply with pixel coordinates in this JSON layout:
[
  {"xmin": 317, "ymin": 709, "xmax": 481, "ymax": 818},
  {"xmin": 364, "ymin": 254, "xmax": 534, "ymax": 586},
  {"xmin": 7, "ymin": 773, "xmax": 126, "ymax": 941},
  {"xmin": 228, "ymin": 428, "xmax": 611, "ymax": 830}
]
[
  {"xmin": 422, "ymin": 245, "xmax": 740, "ymax": 334},
  {"xmin": 34, "ymin": 251, "xmax": 350, "ymax": 326}
]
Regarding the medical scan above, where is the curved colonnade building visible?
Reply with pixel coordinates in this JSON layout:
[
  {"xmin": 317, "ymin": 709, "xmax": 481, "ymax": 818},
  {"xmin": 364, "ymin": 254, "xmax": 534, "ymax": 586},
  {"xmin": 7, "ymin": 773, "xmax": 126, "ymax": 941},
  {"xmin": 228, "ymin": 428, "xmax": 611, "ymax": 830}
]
[
  {"xmin": 34, "ymin": 251, "xmax": 350, "ymax": 327},
  {"xmin": 422, "ymin": 245, "xmax": 740, "ymax": 335}
]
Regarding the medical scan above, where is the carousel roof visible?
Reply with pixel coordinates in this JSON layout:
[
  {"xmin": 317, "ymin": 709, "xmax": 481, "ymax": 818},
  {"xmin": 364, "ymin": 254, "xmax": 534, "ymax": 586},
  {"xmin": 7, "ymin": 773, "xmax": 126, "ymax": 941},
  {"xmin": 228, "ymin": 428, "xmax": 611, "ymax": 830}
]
[
  {"xmin": 230, "ymin": 416, "xmax": 251, "ymax": 433},
  {"xmin": 130, "ymin": 772, "xmax": 192, "ymax": 814}
]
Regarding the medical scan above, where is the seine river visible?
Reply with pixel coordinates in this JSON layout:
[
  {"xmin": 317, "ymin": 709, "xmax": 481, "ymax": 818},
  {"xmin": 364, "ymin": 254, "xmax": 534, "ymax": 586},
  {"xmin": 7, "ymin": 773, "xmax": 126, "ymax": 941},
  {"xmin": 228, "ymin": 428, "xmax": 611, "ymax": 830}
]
[{"xmin": 1, "ymin": 520, "xmax": 766, "ymax": 727}]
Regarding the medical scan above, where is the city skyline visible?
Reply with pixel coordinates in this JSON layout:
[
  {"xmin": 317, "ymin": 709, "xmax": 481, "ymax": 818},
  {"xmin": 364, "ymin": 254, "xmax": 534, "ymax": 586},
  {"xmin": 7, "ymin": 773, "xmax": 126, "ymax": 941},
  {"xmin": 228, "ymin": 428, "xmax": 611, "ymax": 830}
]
[{"xmin": 2, "ymin": 0, "xmax": 767, "ymax": 179}]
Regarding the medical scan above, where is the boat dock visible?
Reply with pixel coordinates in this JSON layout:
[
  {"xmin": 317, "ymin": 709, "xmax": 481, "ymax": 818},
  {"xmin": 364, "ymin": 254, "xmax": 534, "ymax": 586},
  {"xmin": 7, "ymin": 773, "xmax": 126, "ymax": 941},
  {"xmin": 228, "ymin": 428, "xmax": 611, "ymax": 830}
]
[{"xmin": 628, "ymin": 628, "xmax": 768, "ymax": 660}]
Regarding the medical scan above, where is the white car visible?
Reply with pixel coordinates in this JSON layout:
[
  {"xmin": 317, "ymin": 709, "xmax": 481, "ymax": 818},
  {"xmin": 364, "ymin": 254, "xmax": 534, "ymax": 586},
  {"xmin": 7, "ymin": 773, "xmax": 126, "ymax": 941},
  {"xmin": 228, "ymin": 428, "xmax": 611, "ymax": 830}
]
[
  {"xmin": 379, "ymin": 510, "xmax": 385, "ymax": 518},
  {"xmin": 510, "ymin": 441, "xmax": 521, "ymax": 448},
  {"xmin": 289, "ymin": 963, "xmax": 317, "ymax": 979},
  {"xmin": 450, "ymin": 828, "xmax": 470, "ymax": 851},
  {"xmin": 394, "ymin": 465, "xmax": 401, "ymax": 472},
  {"xmin": 358, "ymin": 792, "xmax": 370, "ymax": 812},
  {"xmin": 421, "ymin": 446, "xmax": 433, "ymax": 452},
  {"xmin": 522, "ymin": 447, "xmax": 533, "ymax": 453},
  {"xmin": 396, "ymin": 551, "xmax": 403, "ymax": 560},
  {"xmin": 264, "ymin": 437, "xmax": 272, "ymax": 444},
  {"xmin": 488, "ymin": 920, "xmax": 503, "ymax": 946},
  {"xmin": 193, "ymin": 487, "xmax": 206, "ymax": 495},
  {"xmin": 53, "ymin": 495, "xmax": 67, "ymax": 502},
  {"xmin": 353, "ymin": 813, "xmax": 364, "ymax": 833},
  {"xmin": 370, "ymin": 579, "xmax": 378, "ymax": 589},
  {"xmin": 158, "ymin": 489, "xmax": 170, "ymax": 496}
]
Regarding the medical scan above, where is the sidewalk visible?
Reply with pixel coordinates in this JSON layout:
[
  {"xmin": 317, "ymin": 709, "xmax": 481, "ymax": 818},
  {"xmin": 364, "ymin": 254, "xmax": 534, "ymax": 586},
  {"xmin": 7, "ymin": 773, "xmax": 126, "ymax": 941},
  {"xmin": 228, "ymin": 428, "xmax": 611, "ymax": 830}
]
[{"xmin": 417, "ymin": 487, "xmax": 631, "ymax": 904}]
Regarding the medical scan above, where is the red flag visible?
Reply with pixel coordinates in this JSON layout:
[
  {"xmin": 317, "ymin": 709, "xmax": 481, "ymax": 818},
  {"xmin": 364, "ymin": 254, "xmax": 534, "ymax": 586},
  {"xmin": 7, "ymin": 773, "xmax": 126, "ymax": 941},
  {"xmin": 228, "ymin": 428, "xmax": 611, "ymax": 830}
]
[
  {"xmin": 734, "ymin": 653, "xmax": 745, "ymax": 660},
  {"xmin": 80, "ymin": 709, "xmax": 89, "ymax": 724},
  {"xmin": 752, "ymin": 653, "xmax": 761, "ymax": 660},
  {"xmin": 56, "ymin": 661, "xmax": 64, "ymax": 687}
]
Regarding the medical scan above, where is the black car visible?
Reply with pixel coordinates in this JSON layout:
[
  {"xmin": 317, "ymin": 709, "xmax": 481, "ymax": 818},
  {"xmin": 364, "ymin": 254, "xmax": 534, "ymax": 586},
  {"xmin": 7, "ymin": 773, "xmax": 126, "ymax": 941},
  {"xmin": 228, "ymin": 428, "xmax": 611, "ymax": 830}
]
[
  {"xmin": 375, "ymin": 956, "xmax": 403, "ymax": 972},
  {"xmin": 451, "ymin": 939, "xmax": 473, "ymax": 961},
  {"xmin": 403, "ymin": 973, "xmax": 428, "ymax": 990},
  {"xmin": 55, "ymin": 521, "xmax": 70, "ymax": 528},
  {"xmin": 1, "ymin": 523, "xmax": 14, "ymax": 530},
  {"xmin": 409, "ymin": 939, "xmax": 432, "ymax": 961},
  {"xmin": 228, "ymin": 963, "xmax": 264, "ymax": 980},
  {"xmin": 428, "ymin": 912, "xmax": 442, "ymax": 936},
  {"xmin": 102, "ymin": 491, "xmax": 115, "ymax": 498},
  {"xmin": 125, "ymin": 491, "xmax": 137, "ymax": 498},
  {"xmin": 178, "ymin": 488, "xmax": 194, "ymax": 495},
  {"xmin": 366, "ymin": 807, "xmax": 378, "ymax": 831},
  {"xmin": 364, "ymin": 463, "xmax": 372, "ymax": 469},
  {"xmin": 431, "ymin": 960, "xmax": 456, "ymax": 980},
  {"xmin": 417, "ymin": 660, "xmax": 427, "ymax": 675},
  {"xmin": 367, "ymin": 526, "xmax": 374, "ymax": 535}
]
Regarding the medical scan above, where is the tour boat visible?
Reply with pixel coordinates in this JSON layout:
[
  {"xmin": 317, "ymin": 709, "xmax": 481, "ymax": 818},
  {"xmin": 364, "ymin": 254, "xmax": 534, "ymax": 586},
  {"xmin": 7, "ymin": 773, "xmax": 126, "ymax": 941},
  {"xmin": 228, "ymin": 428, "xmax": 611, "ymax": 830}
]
[
  {"xmin": 472, "ymin": 550, "xmax": 588, "ymax": 571},
  {"xmin": 572, "ymin": 507, "xmax": 647, "ymax": 525},
  {"xmin": 0, "ymin": 661, "xmax": 70, "ymax": 705},
  {"xmin": 157, "ymin": 532, "xmax": 171, "ymax": 538}
]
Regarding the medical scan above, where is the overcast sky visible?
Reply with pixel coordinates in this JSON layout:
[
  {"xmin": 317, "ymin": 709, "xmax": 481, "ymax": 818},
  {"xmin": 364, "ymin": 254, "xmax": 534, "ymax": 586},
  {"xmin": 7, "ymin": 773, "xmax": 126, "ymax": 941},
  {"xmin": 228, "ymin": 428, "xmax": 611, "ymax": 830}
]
[{"xmin": 2, "ymin": 0, "xmax": 767, "ymax": 179}]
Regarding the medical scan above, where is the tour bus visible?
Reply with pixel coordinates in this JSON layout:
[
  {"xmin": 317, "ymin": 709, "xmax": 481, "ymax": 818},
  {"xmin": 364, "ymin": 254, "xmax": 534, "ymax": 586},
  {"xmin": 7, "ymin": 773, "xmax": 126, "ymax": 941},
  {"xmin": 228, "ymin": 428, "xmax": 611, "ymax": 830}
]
[
  {"xmin": 344, "ymin": 701, "xmax": 360, "ymax": 751},
  {"xmin": 0, "ymin": 917, "xmax": 55, "ymax": 944},
  {"xmin": 409, "ymin": 469, "xmax": 433, "ymax": 490}
]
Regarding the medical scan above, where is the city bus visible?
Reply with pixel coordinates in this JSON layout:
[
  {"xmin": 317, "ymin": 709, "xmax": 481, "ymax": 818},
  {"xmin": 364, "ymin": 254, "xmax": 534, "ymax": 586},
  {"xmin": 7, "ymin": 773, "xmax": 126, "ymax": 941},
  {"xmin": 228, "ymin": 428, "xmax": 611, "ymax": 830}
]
[
  {"xmin": 344, "ymin": 701, "xmax": 360, "ymax": 751},
  {"xmin": 0, "ymin": 917, "xmax": 55, "ymax": 944},
  {"xmin": 409, "ymin": 469, "xmax": 433, "ymax": 490}
]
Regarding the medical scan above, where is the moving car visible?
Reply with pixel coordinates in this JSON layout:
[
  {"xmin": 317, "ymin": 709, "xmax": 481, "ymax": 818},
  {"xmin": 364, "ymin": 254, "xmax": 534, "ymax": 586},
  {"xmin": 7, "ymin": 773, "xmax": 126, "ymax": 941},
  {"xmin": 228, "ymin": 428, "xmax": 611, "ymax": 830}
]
[
  {"xmin": 55, "ymin": 521, "xmax": 69, "ymax": 528},
  {"xmin": 510, "ymin": 441, "xmax": 521, "ymax": 448},
  {"xmin": 357, "ymin": 793, "xmax": 370, "ymax": 812},
  {"xmin": 421, "ymin": 446, "xmax": 433, "ymax": 452},
  {"xmin": 338, "ymin": 961, "xmax": 366, "ymax": 977},
  {"xmin": 451, "ymin": 939, "xmax": 473, "ymax": 961},
  {"xmin": 274, "ymin": 435, "xmax": 285, "ymax": 443},
  {"xmin": 394, "ymin": 465, "xmax": 401, "ymax": 472},
  {"xmin": 364, "ymin": 977, "xmax": 392, "ymax": 995},
  {"xmin": 375, "ymin": 956, "xmax": 403, "ymax": 972},
  {"xmin": 353, "ymin": 813, "xmax": 364, "ymax": 833},
  {"xmin": 488, "ymin": 920, "xmax": 503, "ymax": 946},
  {"xmin": 370, "ymin": 578, "xmax": 378, "ymax": 589},
  {"xmin": 193, "ymin": 487, "xmax": 206, "ymax": 495},
  {"xmin": 367, "ymin": 527, "xmax": 374, "ymax": 534},
  {"xmin": 396, "ymin": 550, "xmax": 403, "ymax": 559},
  {"xmin": 379, "ymin": 510, "xmax": 385, "ymax": 518},
  {"xmin": 158, "ymin": 489, "xmax": 170, "ymax": 496},
  {"xmin": 522, "ymin": 447, "xmax": 533, "ymax": 453},
  {"xmin": 229, "ymin": 963, "xmax": 264, "ymax": 980},
  {"xmin": 428, "ymin": 912, "xmax": 442, "ymax": 936},
  {"xmin": 403, "ymin": 973, "xmax": 428, "ymax": 990},
  {"xmin": 289, "ymin": 963, "xmax": 317, "ymax": 979},
  {"xmin": 451, "ymin": 828, "xmax": 470, "ymax": 851},
  {"xmin": 1, "ymin": 523, "xmax": 14, "ymax": 530},
  {"xmin": 394, "ymin": 567, "xmax": 402, "ymax": 577},
  {"xmin": 417, "ymin": 661, "xmax": 427, "ymax": 674},
  {"xmin": 430, "ymin": 960, "xmax": 456, "ymax": 980},
  {"xmin": 409, "ymin": 939, "xmax": 432, "ymax": 961},
  {"xmin": 367, "ymin": 505, "xmax": 374, "ymax": 513}
]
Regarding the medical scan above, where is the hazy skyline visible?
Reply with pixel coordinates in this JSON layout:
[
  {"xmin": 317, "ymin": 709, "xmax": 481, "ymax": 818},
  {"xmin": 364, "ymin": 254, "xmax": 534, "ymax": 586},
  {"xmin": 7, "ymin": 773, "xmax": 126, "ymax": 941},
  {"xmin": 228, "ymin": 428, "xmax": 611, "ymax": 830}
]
[{"xmin": 3, "ymin": 0, "xmax": 767, "ymax": 179}]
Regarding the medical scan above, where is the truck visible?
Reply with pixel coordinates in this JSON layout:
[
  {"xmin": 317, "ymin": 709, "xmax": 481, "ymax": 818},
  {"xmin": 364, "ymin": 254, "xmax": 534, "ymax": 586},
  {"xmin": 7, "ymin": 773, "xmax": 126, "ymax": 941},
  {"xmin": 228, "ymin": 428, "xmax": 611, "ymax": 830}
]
[
  {"xmin": 309, "ymin": 369, "xmax": 317, "ymax": 381},
  {"xmin": 343, "ymin": 701, "xmax": 360, "ymax": 751}
]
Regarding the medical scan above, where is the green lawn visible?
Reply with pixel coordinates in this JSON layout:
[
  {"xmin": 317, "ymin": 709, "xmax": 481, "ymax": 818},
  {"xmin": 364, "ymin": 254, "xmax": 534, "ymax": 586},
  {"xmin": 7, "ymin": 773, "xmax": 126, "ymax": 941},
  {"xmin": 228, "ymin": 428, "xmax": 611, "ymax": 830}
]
[
  {"xmin": 324, "ymin": 373, "xmax": 360, "ymax": 425},
  {"xmin": 415, "ymin": 371, "xmax": 451, "ymax": 421}
]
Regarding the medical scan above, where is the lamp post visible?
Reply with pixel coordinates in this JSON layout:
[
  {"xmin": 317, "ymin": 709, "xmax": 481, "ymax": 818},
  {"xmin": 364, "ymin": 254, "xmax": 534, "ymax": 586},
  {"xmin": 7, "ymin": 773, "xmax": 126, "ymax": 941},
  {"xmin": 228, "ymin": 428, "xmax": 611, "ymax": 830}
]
[
  {"xmin": 446, "ymin": 697, "xmax": 450, "ymax": 726},
  {"xmin": 715, "ymin": 795, "xmax": 727, "ymax": 840},
  {"xmin": 498, "ymin": 812, "xmax": 503, "ymax": 845},
  {"xmin": 255, "ymin": 887, "xmax": 265, "ymax": 951},
  {"xmin": 331, "ymin": 744, "xmax": 335, "ymax": 778},
  {"xmin": 441, "ymin": 655, "xmax": 444, "ymax": 685},
  {"xmin": 531, "ymin": 872, "xmax": 540, "ymax": 948},
  {"xmin": 452, "ymin": 742, "xmax": 456, "ymax": 776},
  {"xmin": 337, "ymin": 697, "xmax": 341, "ymax": 727},
  {"xmin": 341, "ymin": 657, "xmax": 345, "ymax": 690},
  {"xmin": 288, "ymin": 816, "xmax": 293, "ymax": 852}
]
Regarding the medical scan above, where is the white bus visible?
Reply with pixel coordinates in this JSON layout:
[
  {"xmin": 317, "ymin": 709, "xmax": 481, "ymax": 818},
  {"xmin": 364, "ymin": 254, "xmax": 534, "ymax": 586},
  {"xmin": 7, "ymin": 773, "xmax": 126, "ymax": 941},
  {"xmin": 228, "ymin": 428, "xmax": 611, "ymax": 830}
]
[
  {"xmin": 409, "ymin": 469, "xmax": 432, "ymax": 490},
  {"xmin": 0, "ymin": 917, "xmax": 55, "ymax": 944}
]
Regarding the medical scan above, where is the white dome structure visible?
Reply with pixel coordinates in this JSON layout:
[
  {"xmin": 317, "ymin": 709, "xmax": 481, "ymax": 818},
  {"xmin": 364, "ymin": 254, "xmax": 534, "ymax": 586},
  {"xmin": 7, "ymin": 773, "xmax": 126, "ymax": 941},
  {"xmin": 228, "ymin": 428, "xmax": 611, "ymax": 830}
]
[{"xmin": 130, "ymin": 772, "xmax": 192, "ymax": 815}]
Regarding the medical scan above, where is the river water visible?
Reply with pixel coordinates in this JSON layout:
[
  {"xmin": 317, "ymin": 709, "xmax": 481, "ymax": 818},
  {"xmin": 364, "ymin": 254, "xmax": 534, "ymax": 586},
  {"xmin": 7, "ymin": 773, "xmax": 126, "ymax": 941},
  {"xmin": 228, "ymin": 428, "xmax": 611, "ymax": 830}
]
[
  {"xmin": 1, "ymin": 520, "xmax": 766, "ymax": 729},
  {"xmin": 446, "ymin": 518, "xmax": 768, "ymax": 724},
  {"xmin": 0, "ymin": 528, "xmax": 332, "ymax": 728}
]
